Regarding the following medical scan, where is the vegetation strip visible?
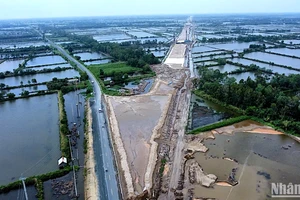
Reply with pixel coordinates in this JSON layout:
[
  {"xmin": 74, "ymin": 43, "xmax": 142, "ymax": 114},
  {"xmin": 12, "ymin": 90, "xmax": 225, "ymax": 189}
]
[
  {"xmin": 188, "ymin": 116, "xmax": 251, "ymax": 134},
  {"xmin": 58, "ymin": 90, "xmax": 71, "ymax": 159}
]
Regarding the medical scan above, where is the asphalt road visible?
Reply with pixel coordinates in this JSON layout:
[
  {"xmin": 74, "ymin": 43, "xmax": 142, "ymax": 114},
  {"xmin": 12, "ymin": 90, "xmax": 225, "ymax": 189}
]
[{"xmin": 49, "ymin": 40, "xmax": 120, "ymax": 200}]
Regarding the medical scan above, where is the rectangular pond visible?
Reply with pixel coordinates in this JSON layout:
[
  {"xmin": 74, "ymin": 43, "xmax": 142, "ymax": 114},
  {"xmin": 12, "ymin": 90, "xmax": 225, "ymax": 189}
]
[
  {"xmin": 0, "ymin": 94, "xmax": 61, "ymax": 185},
  {"xmin": 74, "ymin": 52, "xmax": 107, "ymax": 60},
  {"xmin": 192, "ymin": 45, "xmax": 216, "ymax": 53},
  {"xmin": 26, "ymin": 55, "xmax": 66, "ymax": 67},
  {"xmin": 0, "ymin": 59, "xmax": 24, "ymax": 73},
  {"xmin": 230, "ymin": 58, "xmax": 299, "ymax": 75},
  {"xmin": 207, "ymin": 42, "xmax": 259, "ymax": 52},
  {"xmin": 267, "ymin": 48, "xmax": 300, "ymax": 57},
  {"xmin": 1, "ymin": 84, "xmax": 48, "ymax": 97},
  {"xmin": 210, "ymin": 64, "xmax": 240, "ymax": 73},
  {"xmin": 193, "ymin": 50, "xmax": 227, "ymax": 57},
  {"xmin": 151, "ymin": 50, "xmax": 166, "ymax": 57},
  {"xmin": 244, "ymin": 52, "xmax": 300, "ymax": 69},
  {"xmin": 0, "ymin": 69, "xmax": 80, "ymax": 87}
]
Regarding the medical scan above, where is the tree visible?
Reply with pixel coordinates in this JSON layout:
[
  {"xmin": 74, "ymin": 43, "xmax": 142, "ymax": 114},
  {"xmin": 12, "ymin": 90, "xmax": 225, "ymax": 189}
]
[
  {"xmin": 99, "ymin": 69, "xmax": 104, "ymax": 77},
  {"xmin": 21, "ymin": 90, "xmax": 30, "ymax": 97},
  {"xmin": 0, "ymin": 92, "xmax": 4, "ymax": 101},
  {"xmin": 217, "ymin": 58, "xmax": 226, "ymax": 65},
  {"xmin": 7, "ymin": 93, "xmax": 15, "ymax": 99},
  {"xmin": 20, "ymin": 81, "xmax": 23, "ymax": 86},
  {"xmin": 0, "ymin": 83, "xmax": 5, "ymax": 89},
  {"xmin": 31, "ymin": 78, "xmax": 37, "ymax": 83}
]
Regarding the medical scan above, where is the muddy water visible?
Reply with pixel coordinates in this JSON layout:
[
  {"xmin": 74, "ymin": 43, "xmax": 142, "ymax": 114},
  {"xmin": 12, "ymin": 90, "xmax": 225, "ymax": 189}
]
[
  {"xmin": 189, "ymin": 94, "xmax": 235, "ymax": 130},
  {"xmin": 193, "ymin": 131, "xmax": 300, "ymax": 200}
]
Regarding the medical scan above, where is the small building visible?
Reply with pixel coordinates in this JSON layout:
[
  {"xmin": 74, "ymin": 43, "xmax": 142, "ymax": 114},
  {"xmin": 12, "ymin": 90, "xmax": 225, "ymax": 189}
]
[
  {"xmin": 58, "ymin": 157, "xmax": 68, "ymax": 168},
  {"xmin": 68, "ymin": 78, "xmax": 79, "ymax": 84}
]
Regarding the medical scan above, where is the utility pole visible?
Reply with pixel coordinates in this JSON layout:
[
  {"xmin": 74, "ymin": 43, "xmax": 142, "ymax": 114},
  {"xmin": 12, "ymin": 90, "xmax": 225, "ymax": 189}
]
[
  {"xmin": 20, "ymin": 177, "xmax": 29, "ymax": 200},
  {"xmin": 76, "ymin": 103, "xmax": 80, "ymax": 118}
]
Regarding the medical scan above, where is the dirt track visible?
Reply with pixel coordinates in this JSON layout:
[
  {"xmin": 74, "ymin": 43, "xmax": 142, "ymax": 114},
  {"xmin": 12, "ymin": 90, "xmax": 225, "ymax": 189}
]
[{"xmin": 84, "ymin": 101, "xmax": 99, "ymax": 200}]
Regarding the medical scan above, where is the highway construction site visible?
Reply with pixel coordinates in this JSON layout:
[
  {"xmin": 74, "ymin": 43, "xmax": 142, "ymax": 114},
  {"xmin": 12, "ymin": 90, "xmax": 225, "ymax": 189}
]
[{"xmin": 104, "ymin": 21, "xmax": 195, "ymax": 200}]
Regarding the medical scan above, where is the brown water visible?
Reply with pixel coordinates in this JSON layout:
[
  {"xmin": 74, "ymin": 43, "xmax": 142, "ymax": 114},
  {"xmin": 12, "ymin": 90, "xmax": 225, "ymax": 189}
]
[{"xmin": 193, "ymin": 132, "xmax": 300, "ymax": 200}]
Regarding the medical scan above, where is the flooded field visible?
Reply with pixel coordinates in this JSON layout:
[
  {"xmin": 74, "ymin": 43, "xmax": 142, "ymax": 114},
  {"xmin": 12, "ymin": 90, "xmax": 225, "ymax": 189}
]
[
  {"xmin": 0, "ymin": 186, "xmax": 38, "ymax": 200},
  {"xmin": 0, "ymin": 94, "xmax": 61, "ymax": 185},
  {"xmin": 191, "ymin": 127, "xmax": 300, "ymax": 200},
  {"xmin": 207, "ymin": 42, "xmax": 259, "ymax": 52},
  {"xmin": 26, "ymin": 55, "xmax": 66, "ymax": 67},
  {"xmin": 0, "ymin": 59, "xmax": 24, "ymax": 72},
  {"xmin": 151, "ymin": 50, "xmax": 166, "ymax": 57},
  {"xmin": 267, "ymin": 48, "xmax": 300, "ymax": 57},
  {"xmin": 73, "ymin": 52, "xmax": 107, "ymax": 60},
  {"xmin": 283, "ymin": 39, "xmax": 300, "ymax": 44},
  {"xmin": 192, "ymin": 45, "xmax": 216, "ymax": 53},
  {"xmin": 124, "ymin": 79, "xmax": 154, "ymax": 94},
  {"xmin": 2, "ymin": 84, "xmax": 48, "ymax": 96},
  {"xmin": 245, "ymin": 52, "xmax": 300, "ymax": 69},
  {"xmin": 0, "ymin": 69, "xmax": 80, "ymax": 87},
  {"xmin": 211, "ymin": 64, "xmax": 239, "ymax": 73},
  {"xmin": 62, "ymin": 90, "xmax": 85, "ymax": 200},
  {"xmin": 230, "ymin": 58, "xmax": 299, "ymax": 75},
  {"xmin": 228, "ymin": 71, "xmax": 256, "ymax": 82}
]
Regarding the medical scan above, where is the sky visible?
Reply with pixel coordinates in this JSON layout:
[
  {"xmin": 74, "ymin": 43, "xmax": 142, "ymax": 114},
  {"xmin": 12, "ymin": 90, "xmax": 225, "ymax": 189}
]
[{"xmin": 1, "ymin": 0, "xmax": 300, "ymax": 19}]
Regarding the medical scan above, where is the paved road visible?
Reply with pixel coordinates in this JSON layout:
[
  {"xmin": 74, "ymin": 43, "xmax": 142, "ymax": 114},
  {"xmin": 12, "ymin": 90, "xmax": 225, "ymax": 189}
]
[{"xmin": 48, "ymin": 40, "xmax": 120, "ymax": 200}]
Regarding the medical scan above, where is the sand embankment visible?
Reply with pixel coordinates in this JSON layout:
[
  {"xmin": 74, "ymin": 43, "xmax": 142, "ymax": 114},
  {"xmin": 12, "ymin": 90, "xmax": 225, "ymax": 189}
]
[
  {"xmin": 144, "ymin": 92, "xmax": 173, "ymax": 191},
  {"xmin": 246, "ymin": 128, "xmax": 283, "ymax": 135},
  {"xmin": 105, "ymin": 95, "xmax": 135, "ymax": 197}
]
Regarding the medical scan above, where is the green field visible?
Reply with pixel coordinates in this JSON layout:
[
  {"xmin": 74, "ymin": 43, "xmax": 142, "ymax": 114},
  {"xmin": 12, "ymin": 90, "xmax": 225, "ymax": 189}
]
[
  {"xmin": 88, "ymin": 62, "xmax": 142, "ymax": 76},
  {"xmin": 86, "ymin": 62, "xmax": 155, "ymax": 96}
]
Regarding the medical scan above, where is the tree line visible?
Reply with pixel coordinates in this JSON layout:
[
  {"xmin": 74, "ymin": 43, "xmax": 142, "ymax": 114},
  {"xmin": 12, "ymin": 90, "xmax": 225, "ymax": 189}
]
[{"xmin": 67, "ymin": 34, "xmax": 160, "ymax": 67}]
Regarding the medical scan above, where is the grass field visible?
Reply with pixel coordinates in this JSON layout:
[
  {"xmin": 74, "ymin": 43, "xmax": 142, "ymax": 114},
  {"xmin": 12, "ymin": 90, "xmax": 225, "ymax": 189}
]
[
  {"xmin": 88, "ymin": 62, "xmax": 142, "ymax": 76},
  {"xmin": 87, "ymin": 62, "xmax": 155, "ymax": 96}
]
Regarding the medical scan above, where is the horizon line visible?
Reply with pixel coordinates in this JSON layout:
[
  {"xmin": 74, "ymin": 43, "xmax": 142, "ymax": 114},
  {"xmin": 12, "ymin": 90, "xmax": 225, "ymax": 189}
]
[{"xmin": 1, "ymin": 12, "xmax": 300, "ymax": 21}]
